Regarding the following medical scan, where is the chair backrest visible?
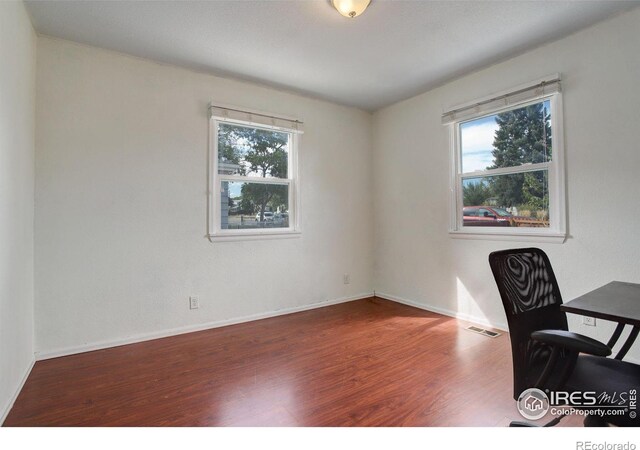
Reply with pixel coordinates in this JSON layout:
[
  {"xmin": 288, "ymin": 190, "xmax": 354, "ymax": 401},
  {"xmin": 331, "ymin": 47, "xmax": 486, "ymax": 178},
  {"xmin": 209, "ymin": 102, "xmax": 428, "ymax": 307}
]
[{"xmin": 488, "ymin": 248, "xmax": 571, "ymax": 398}]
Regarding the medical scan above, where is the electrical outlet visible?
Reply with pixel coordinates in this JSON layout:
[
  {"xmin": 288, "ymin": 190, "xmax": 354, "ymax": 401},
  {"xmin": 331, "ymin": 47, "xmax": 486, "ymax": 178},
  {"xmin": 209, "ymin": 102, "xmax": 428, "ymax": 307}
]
[
  {"xmin": 189, "ymin": 296, "xmax": 199, "ymax": 310},
  {"xmin": 583, "ymin": 316, "xmax": 596, "ymax": 326},
  {"xmin": 343, "ymin": 274, "xmax": 350, "ymax": 285}
]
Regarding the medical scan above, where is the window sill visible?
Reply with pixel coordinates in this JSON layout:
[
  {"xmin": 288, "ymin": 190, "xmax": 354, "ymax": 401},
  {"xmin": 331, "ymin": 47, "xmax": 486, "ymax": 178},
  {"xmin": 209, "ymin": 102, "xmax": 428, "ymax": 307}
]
[
  {"xmin": 449, "ymin": 229, "xmax": 566, "ymax": 244},
  {"xmin": 207, "ymin": 230, "xmax": 301, "ymax": 242}
]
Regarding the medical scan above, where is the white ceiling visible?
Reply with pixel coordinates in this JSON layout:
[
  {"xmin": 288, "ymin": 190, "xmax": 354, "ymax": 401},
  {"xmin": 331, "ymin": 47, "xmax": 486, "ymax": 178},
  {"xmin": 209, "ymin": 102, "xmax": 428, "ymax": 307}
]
[{"xmin": 25, "ymin": 0, "xmax": 638, "ymax": 111}]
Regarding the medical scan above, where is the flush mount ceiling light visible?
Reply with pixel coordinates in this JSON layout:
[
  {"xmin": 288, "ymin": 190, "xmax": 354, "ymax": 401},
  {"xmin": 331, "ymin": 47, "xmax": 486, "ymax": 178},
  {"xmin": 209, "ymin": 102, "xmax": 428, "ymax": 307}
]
[{"xmin": 331, "ymin": 0, "xmax": 371, "ymax": 19}]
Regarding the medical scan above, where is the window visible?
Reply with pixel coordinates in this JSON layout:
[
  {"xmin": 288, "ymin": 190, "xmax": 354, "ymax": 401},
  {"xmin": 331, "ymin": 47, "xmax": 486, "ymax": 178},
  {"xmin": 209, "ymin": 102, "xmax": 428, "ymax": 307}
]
[
  {"xmin": 444, "ymin": 76, "xmax": 566, "ymax": 242},
  {"xmin": 208, "ymin": 105, "xmax": 302, "ymax": 241}
]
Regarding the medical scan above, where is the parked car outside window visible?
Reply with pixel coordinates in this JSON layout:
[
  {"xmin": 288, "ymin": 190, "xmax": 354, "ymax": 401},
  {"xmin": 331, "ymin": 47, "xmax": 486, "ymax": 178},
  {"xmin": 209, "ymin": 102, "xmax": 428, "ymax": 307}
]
[
  {"xmin": 255, "ymin": 211, "xmax": 274, "ymax": 222},
  {"xmin": 463, "ymin": 206, "xmax": 512, "ymax": 227}
]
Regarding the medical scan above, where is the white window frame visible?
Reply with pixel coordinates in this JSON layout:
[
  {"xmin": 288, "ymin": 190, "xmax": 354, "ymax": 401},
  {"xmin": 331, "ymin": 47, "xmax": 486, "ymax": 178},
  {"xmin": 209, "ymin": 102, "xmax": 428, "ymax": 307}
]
[
  {"xmin": 207, "ymin": 107, "xmax": 301, "ymax": 242},
  {"xmin": 447, "ymin": 77, "xmax": 567, "ymax": 243}
]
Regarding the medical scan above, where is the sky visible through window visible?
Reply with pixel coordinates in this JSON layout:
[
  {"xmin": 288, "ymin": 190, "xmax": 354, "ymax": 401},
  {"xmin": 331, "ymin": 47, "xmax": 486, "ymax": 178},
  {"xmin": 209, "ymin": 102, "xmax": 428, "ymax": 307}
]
[
  {"xmin": 460, "ymin": 100, "xmax": 551, "ymax": 175},
  {"xmin": 218, "ymin": 123, "xmax": 289, "ymax": 198},
  {"xmin": 228, "ymin": 182, "xmax": 242, "ymax": 198}
]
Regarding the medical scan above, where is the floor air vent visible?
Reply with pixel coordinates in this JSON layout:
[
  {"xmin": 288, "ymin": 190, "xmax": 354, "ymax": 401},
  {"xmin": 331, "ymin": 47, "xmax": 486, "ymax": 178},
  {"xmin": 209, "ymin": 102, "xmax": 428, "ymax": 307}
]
[{"xmin": 465, "ymin": 325, "xmax": 501, "ymax": 338}]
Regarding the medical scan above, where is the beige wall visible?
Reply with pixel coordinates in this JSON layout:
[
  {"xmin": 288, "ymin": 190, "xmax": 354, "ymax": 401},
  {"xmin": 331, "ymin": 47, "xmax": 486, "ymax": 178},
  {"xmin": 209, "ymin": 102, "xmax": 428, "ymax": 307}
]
[
  {"xmin": 373, "ymin": 8, "xmax": 640, "ymax": 362},
  {"xmin": 0, "ymin": 1, "xmax": 37, "ymax": 423}
]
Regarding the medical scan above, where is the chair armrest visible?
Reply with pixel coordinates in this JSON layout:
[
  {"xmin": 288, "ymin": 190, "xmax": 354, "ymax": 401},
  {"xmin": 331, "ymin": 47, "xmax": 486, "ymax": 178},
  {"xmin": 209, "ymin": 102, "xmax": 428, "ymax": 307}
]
[{"xmin": 531, "ymin": 330, "xmax": 611, "ymax": 357}]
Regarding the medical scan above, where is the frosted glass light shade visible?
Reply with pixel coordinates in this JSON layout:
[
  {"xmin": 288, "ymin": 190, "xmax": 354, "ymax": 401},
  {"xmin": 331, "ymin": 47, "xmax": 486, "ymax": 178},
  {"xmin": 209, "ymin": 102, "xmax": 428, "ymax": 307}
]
[{"xmin": 331, "ymin": 0, "xmax": 371, "ymax": 18}]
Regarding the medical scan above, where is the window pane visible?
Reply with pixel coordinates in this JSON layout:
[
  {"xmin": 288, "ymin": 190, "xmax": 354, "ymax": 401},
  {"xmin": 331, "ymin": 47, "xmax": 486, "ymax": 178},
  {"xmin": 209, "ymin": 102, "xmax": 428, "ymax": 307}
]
[
  {"xmin": 462, "ymin": 170, "xmax": 549, "ymax": 228},
  {"xmin": 221, "ymin": 181, "xmax": 289, "ymax": 230},
  {"xmin": 460, "ymin": 100, "xmax": 552, "ymax": 173},
  {"xmin": 218, "ymin": 123, "xmax": 289, "ymax": 178}
]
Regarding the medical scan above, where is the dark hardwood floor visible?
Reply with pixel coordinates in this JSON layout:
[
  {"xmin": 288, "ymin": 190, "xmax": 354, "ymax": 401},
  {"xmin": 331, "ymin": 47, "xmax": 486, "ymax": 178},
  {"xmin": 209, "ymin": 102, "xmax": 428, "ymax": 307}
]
[{"xmin": 4, "ymin": 297, "xmax": 581, "ymax": 426}]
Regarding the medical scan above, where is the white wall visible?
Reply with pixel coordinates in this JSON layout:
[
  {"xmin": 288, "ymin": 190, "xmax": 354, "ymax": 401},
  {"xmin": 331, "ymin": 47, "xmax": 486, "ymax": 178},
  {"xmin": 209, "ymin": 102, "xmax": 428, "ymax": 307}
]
[
  {"xmin": 0, "ymin": 1, "xmax": 36, "ymax": 423},
  {"xmin": 32, "ymin": 6, "xmax": 640, "ymax": 364},
  {"xmin": 35, "ymin": 37, "xmax": 374, "ymax": 356},
  {"xmin": 373, "ymin": 8, "xmax": 640, "ymax": 362}
]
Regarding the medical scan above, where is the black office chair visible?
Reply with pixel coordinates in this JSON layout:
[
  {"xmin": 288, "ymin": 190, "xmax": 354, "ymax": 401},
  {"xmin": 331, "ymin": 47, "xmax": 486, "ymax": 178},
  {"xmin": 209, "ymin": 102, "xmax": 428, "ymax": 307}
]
[{"xmin": 489, "ymin": 248, "xmax": 640, "ymax": 427}]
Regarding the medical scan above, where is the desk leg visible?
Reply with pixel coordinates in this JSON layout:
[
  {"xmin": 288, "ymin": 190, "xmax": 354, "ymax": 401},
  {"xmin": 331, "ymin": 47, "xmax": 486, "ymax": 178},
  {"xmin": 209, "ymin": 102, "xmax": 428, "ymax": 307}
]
[
  {"xmin": 615, "ymin": 326, "xmax": 639, "ymax": 360},
  {"xmin": 607, "ymin": 323, "xmax": 625, "ymax": 348}
]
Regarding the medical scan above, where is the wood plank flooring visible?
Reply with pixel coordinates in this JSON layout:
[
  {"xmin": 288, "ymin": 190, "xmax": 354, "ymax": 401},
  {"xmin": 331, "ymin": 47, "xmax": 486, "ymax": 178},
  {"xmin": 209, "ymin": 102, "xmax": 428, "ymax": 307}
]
[{"xmin": 4, "ymin": 297, "xmax": 582, "ymax": 426}]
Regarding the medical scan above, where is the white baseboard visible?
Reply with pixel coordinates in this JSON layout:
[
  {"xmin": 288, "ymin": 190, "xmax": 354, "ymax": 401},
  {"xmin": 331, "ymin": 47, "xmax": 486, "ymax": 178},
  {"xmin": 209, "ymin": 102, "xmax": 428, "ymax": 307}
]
[
  {"xmin": 375, "ymin": 291, "xmax": 509, "ymax": 331},
  {"xmin": 35, "ymin": 292, "xmax": 374, "ymax": 361},
  {"xmin": 0, "ymin": 357, "xmax": 35, "ymax": 426}
]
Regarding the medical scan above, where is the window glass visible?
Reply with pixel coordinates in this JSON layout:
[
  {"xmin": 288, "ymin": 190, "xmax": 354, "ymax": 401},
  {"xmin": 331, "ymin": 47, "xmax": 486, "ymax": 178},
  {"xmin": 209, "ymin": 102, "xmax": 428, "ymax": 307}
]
[
  {"xmin": 218, "ymin": 123, "xmax": 289, "ymax": 179},
  {"xmin": 211, "ymin": 115, "xmax": 299, "ymax": 239},
  {"xmin": 449, "ymin": 83, "xmax": 564, "ymax": 239},
  {"xmin": 460, "ymin": 100, "xmax": 552, "ymax": 173},
  {"xmin": 463, "ymin": 208, "xmax": 478, "ymax": 217},
  {"xmin": 221, "ymin": 182, "xmax": 289, "ymax": 230},
  {"xmin": 462, "ymin": 171, "xmax": 550, "ymax": 228}
]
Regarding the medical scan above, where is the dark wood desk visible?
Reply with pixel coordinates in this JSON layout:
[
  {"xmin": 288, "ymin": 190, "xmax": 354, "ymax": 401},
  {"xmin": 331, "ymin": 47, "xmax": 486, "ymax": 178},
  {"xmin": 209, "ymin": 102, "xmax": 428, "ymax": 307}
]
[{"xmin": 562, "ymin": 281, "xmax": 640, "ymax": 360}]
